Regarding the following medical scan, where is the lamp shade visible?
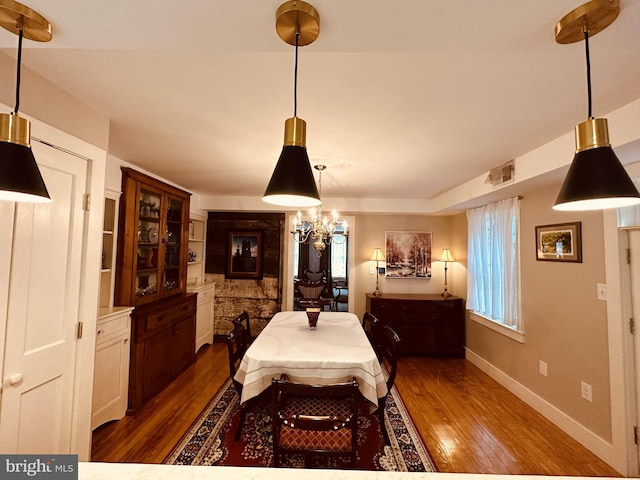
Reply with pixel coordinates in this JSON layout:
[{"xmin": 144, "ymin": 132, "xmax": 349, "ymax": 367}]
[
  {"xmin": 438, "ymin": 248, "xmax": 455, "ymax": 263},
  {"xmin": 369, "ymin": 247, "xmax": 385, "ymax": 262},
  {"xmin": 0, "ymin": 140, "xmax": 50, "ymax": 202},
  {"xmin": 554, "ymin": 146, "xmax": 640, "ymax": 211},
  {"xmin": 263, "ymin": 145, "xmax": 320, "ymax": 207}
]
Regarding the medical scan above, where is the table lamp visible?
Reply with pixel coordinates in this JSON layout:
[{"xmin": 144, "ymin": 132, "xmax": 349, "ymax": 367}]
[
  {"xmin": 369, "ymin": 248, "xmax": 385, "ymax": 297},
  {"xmin": 438, "ymin": 249, "xmax": 455, "ymax": 298}
]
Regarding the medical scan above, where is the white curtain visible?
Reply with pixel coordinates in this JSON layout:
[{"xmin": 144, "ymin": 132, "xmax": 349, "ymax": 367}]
[{"xmin": 466, "ymin": 197, "xmax": 520, "ymax": 328}]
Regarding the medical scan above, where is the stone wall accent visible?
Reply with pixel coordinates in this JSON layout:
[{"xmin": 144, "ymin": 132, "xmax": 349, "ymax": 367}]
[
  {"xmin": 205, "ymin": 212, "xmax": 284, "ymax": 338},
  {"xmin": 206, "ymin": 273, "xmax": 278, "ymax": 336}
]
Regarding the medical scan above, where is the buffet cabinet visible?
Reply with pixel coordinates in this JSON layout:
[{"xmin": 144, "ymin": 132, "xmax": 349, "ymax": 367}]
[
  {"xmin": 115, "ymin": 167, "xmax": 191, "ymax": 307},
  {"xmin": 127, "ymin": 294, "xmax": 197, "ymax": 412},
  {"xmin": 366, "ymin": 293, "xmax": 465, "ymax": 357}
]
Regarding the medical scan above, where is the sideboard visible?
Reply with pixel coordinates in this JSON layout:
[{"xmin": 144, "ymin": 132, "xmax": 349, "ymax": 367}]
[
  {"xmin": 365, "ymin": 293, "xmax": 465, "ymax": 357},
  {"xmin": 128, "ymin": 293, "xmax": 197, "ymax": 412}
]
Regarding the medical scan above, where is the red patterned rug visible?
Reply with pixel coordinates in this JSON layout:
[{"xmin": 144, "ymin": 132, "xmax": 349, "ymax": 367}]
[{"xmin": 164, "ymin": 376, "xmax": 437, "ymax": 471}]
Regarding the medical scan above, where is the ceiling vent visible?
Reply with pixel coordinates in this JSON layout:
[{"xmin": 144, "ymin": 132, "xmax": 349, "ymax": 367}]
[{"xmin": 485, "ymin": 160, "xmax": 514, "ymax": 188}]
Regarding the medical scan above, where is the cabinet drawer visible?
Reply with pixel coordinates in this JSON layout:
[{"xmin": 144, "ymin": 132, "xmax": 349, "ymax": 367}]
[
  {"xmin": 144, "ymin": 300, "xmax": 196, "ymax": 334},
  {"xmin": 197, "ymin": 286, "xmax": 213, "ymax": 302},
  {"xmin": 96, "ymin": 314, "xmax": 130, "ymax": 343}
]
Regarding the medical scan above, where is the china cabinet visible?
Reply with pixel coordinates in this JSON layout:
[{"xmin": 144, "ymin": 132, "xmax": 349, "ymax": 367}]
[
  {"xmin": 366, "ymin": 293, "xmax": 465, "ymax": 357},
  {"xmin": 114, "ymin": 168, "xmax": 191, "ymax": 306}
]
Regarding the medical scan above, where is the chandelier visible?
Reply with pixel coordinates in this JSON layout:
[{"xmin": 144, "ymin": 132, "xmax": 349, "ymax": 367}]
[{"xmin": 291, "ymin": 165, "xmax": 348, "ymax": 253}]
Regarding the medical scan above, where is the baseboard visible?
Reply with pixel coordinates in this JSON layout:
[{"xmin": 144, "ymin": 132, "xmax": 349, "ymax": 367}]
[{"xmin": 465, "ymin": 347, "xmax": 618, "ymax": 471}]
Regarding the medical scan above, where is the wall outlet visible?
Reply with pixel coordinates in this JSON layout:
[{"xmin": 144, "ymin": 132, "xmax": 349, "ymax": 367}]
[
  {"xmin": 596, "ymin": 283, "xmax": 607, "ymax": 301},
  {"xmin": 581, "ymin": 381, "xmax": 593, "ymax": 402},
  {"xmin": 538, "ymin": 360, "xmax": 548, "ymax": 377},
  {"xmin": 369, "ymin": 266, "xmax": 376, "ymax": 275}
]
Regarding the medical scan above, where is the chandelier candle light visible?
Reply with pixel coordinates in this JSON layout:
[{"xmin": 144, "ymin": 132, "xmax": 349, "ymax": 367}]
[
  {"xmin": 438, "ymin": 248, "xmax": 455, "ymax": 298},
  {"xmin": 369, "ymin": 247, "xmax": 385, "ymax": 297},
  {"xmin": 291, "ymin": 165, "xmax": 348, "ymax": 254}
]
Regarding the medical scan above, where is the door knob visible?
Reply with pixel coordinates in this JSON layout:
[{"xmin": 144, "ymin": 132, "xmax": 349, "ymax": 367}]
[{"xmin": 8, "ymin": 373, "xmax": 23, "ymax": 386}]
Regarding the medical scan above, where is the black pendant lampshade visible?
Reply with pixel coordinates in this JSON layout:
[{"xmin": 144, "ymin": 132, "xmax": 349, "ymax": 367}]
[
  {"xmin": 0, "ymin": 137, "xmax": 50, "ymax": 202},
  {"xmin": 262, "ymin": 1, "xmax": 322, "ymax": 208},
  {"xmin": 555, "ymin": 145, "xmax": 640, "ymax": 211},
  {"xmin": 263, "ymin": 144, "xmax": 320, "ymax": 207},
  {"xmin": 553, "ymin": 0, "xmax": 640, "ymax": 211},
  {"xmin": 0, "ymin": 0, "xmax": 52, "ymax": 203}
]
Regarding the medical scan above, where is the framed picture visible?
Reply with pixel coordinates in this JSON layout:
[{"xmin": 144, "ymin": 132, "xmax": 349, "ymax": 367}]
[
  {"xmin": 226, "ymin": 230, "xmax": 263, "ymax": 279},
  {"xmin": 385, "ymin": 231, "xmax": 432, "ymax": 278},
  {"xmin": 535, "ymin": 222, "xmax": 582, "ymax": 263}
]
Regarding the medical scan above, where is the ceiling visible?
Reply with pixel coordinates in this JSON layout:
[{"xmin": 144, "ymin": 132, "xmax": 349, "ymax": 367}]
[{"xmin": 2, "ymin": 0, "xmax": 640, "ymax": 211}]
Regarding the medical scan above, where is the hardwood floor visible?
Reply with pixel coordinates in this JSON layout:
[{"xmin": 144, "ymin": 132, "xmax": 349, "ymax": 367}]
[{"xmin": 91, "ymin": 343, "xmax": 620, "ymax": 476}]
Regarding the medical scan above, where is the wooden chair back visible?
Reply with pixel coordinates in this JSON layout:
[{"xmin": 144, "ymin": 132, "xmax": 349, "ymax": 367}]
[
  {"xmin": 232, "ymin": 310, "xmax": 253, "ymax": 342},
  {"xmin": 376, "ymin": 325, "xmax": 402, "ymax": 444},
  {"xmin": 296, "ymin": 280, "xmax": 330, "ymax": 300},
  {"xmin": 304, "ymin": 269, "xmax": 326, "ymax": 283},
  {"xmin": 271, "ymin": 376, "xmax": 359, "ymax": 467},
  {"xmin": 362, "ymin": 312, "xmax": 382, "ymax": 359},
  {"xmin": 226, "ymin": 323, "xmax": 248, "ymax": 395}
]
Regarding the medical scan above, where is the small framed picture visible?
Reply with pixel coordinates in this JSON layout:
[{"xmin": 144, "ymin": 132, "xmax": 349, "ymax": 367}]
[
  {"xmin": 226, "ymin": 230, "xmax": 263, "ymax": 279},
  {"xmin": 535, "ymin": 222, "xmax": 582, "ymax": 263}
]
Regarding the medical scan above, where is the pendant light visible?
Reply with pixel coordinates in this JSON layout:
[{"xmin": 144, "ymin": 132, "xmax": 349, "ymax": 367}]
[
  {"xmin": 263, "ymin": 0, "xmax": 321, "ymax": 208},
  {"xmin": 0, "ymin": 0, "xmax": 52, "ymax": 203},
  {"xmin": 553, "ymin": 0, "xmax": 640, "ymax": 211}
]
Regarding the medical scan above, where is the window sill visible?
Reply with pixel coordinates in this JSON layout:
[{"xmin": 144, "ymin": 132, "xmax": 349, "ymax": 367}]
[{"xmin": 469, "ymin": 312, "xmax": 524, "ymax": 343}]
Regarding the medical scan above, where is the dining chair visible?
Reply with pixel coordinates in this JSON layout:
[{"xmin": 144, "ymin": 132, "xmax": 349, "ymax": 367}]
[
  {"xmin": 376, "ymin": 325, "xmax": 402, "ymax": 445},
  {"xmin": 226, "ymin": 322, "xmax": 249, "ymax": 440},
  {"xmin": 295, "ymin": 280, "xmax": 333, "ymax": 311},
  {"xmin": 232, "ymin": 310, "xmax": 254, "ymax": 344},
  {"xmin": 333, "ymin": 280, "xmax": 348, "ymax": 311},
  {"xmin": 303, "ymin": 268, "xmax": 326, "ymax": 283},
  {"xmin": 271, "ymin": 375, "xmax": 359, "ymax": 467},
  {"xmin": 362, "ymin": 312, "xmax": 382, "ymax": 361}
]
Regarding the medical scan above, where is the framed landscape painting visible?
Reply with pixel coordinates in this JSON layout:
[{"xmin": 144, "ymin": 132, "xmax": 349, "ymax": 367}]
[
  {"xmin": 535, "ymin": 222, "xmax": 582, "ymax": 263},
  {"xmin": 385, "ymin": 231, "xmax": 432, "ymax": 278},
  {"xmin": 226, "ymin": 230, "xmax": 263, "ymax": 279}
]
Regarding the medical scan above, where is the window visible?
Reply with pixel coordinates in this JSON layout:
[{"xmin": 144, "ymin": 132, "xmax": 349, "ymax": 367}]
[
  {"xmin": 330, "ymin": 234, "xmax": 347, "ymax": 278},
  {"xmin": 466, "ymin": 197, "xmax": 520, "ymax": 331}
]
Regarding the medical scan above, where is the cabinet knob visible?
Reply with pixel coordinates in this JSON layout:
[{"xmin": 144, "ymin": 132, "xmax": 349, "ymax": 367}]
[
  {"xmin": 97, "ymin": 329, "xmax": 104, "ymax": 336},
  {"xmin": 8, "ymin": 373, "xmax": 23, "ymax": 386},
  {"xmin": 173, "ymin": 330, "xmax": 178, "ymax": 335},
  {"xmin": 123, "ymin": 338, "xmax": 129, "ymax": 344}
]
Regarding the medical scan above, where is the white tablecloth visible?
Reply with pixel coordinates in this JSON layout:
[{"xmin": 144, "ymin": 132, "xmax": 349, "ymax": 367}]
[{"xmin": 234, "ymin": 311, "xmax": 387, "ymax": 410}]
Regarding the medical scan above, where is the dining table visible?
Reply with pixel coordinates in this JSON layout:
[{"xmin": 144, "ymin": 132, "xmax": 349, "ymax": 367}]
[{"xmin": 234, "ymin": 311, "xmax": 387, "ymax": 411}]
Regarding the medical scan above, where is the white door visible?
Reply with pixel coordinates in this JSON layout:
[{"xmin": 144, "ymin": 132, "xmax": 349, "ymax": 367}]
[
  {"xmin": 0, "ymin": 145, "xmax": 88, "ymax": 453},
  {"xmin": 630, "ymin": 229, "xmax": 640, "ymax": 470}
]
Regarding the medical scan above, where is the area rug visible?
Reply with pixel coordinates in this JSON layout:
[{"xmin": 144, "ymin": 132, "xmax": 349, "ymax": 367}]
[{"xmin": 164, "ymin": 377, "xmax": 437, "ymax": 472}]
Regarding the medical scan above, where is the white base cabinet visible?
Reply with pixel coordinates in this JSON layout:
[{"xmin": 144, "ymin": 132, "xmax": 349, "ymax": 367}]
[
  {"xmin": 92, "ymin": 307, "xmax": 134, "ymax": 430},
  {"xmin": 188, "ymin": 283, "xmax": 214, "ymax": 353}
]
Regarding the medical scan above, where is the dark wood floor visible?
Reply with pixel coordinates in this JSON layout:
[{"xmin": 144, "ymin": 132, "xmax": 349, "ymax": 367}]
[{"xmin": 91, "ymin": 342, "xmax": 620, "ymax": 476}]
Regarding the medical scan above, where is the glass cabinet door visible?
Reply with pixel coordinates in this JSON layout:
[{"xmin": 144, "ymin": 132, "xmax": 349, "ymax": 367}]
[
  {"xmin": 135, "ymin": 187, "xmax": 162, "ymax": 301},
  {"xmin": 115, "ymin": 167, "xmax": 191, "ymax": 308},
  {"xmin": 163, "ymin": 195, "xmax": 184, "ymax": 295}
]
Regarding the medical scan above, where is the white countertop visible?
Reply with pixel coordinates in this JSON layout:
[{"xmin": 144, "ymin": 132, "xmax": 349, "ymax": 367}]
[{"xmin": 79, "ymin": 463, "xmax": 616, "ymax": 480}]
